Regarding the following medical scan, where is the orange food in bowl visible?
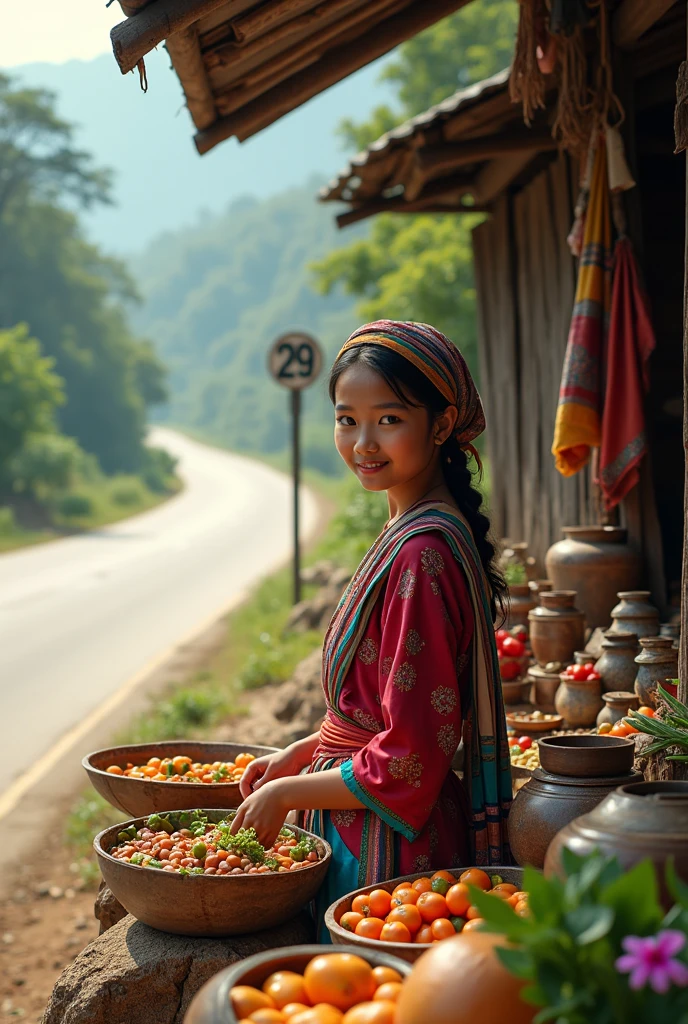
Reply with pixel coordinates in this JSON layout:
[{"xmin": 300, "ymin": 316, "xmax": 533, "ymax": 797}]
[
  {"xmin": 303, "ymin": 954, "xmax": 375, "ymax": 1011},
  {"xmin": 231, "ymin": 986, "xmax": 275, "ymax": 1018},
  {"xmin": 459, "ymin": 868, "xmax": 492, "ymax": 891},
  {"xmin": 263, "ymin": 972, "xmax": 309, "ymax": 1010},
  {"xmin": 371, "ymin": 967, "xmax": 401, "ymax": 987},
  {"xmin": 342, "ymin": 1001, "xmax": 396, "ymax": 1024}
]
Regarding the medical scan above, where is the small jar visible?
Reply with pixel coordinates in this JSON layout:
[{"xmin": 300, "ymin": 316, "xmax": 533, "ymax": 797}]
[
  {"xmin": 573, "ymin": 651, "xmax": 591, "ymax": 666},
  {"xmin": 660, "ymin": 622, "xmax": 680, "ymax": 649},
  {"xmin": 634, "ymin": 637, "xmax": 679, "ymax": 708},
  {"xmin": 506, "ymin": 583, "xmax": 535, "ymax": 629},
  {"xmin": 595, "ymin": 630, "xmax": 639, "ymax": 693},
  {"xmin": 529, "ymin": 579, "xmax": 553, "ymax": 604},
  {"xmin": 529, "ymin": 591, "xmax": 586, "ymax": 668},
  {"xmin": 596, "ymin": 691, "xmax": 639, "ymax": 729},
  {"xmin": 611, "ymin": 591, "xmax": 660, "ymax": 640},
  {"xmin": 555, "ymin": 674, "xmax": 603, "ymax": 728}
]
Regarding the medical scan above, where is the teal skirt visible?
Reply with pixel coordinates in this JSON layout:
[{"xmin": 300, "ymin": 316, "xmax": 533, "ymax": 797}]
[{"xmin": 314, "ymin": 812, "xmax": 360, "ymax": 943}]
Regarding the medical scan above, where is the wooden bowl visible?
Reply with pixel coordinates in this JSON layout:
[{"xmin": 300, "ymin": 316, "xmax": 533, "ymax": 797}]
[
  {"xmin": 538, "ymin": 734, "xmax": 635, "ymax": 778},
  {"xmin": 505, "ymin": 713, "xmax": 564, "ymax": 734},
  {"xmin": 501, "ymin": 680, "xmax": 530, "ymax": 705},
  {"xmin": 83, "ymin": 741, "xmax": 279, "ymax": 816},
  {"xmin": 325, "ymin": 866, "xmax": 523, "ymax": 964},
  {"xmin": 94, "ymin": 811, "xmax": 331, "ymax": 937},
  {"xmin": 185, "ymin": 944, "xmax": 413, "ymax": 1024}
]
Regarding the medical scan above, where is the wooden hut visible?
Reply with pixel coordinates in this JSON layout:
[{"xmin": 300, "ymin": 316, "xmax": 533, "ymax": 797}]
[{"xmin": 320, "ymin": 0, "xmax": 686, "ymax": 620}]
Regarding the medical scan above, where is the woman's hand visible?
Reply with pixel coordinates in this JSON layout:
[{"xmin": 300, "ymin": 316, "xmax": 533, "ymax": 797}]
[
  {"xmin": 239, "ymin": 735, "xmax": 318, "ymax": 800},
  {"xmin": 230, "ymin": 779, "xmax": 289, "ymax": 849}
]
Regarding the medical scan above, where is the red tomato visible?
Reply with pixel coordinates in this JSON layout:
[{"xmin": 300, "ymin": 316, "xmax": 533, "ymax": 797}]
[
  {"xmin": 508, "ymin": 737, "xmax": 521, "ymax": 748},
  {"xmin": 570, "ymin": 664, "xmax": 589, "ymax": 681},
  {"xmin": 495, "ymin": 629, "xmax": 509, "ymax": 643},
  {"xmin": 586, "ymin": 671, "xmax": 601, "ymax": 681},
  {"xmin": 517, "ymin": 736, "xmax": 532, "ymax": 751},
  {"xmin": 501, "ymin": 637, "xmax": 526, "ymax": 658},
  {"xmin": 499, "ymin": 660, "xmax": 521, "ymax": 681}
]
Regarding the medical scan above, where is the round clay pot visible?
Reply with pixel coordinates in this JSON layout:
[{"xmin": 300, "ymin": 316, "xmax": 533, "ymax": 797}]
[
  {"xmin": 538, "ymin": 734, "xmax": 635, "ymax": 778},
  {"xmin": 661, "ymin": 622, "xmax": 681, "ymax": 648},
  {"xmin": 594, "ymin": 630, "xmax": 639, "ymax": 694},
  {"xmin": 596, "ymin": 691, "xmax": 639, "ymax": 728},
  {"xmin": 544, "ymin": 781, "xmax": 688, "ymax": 906},
  {"xmin": 572, "ymin": 651, "xmax": 591, "ymax": 666},
  {"xmin": 506, "ymin": 583, "xmax": 535, "ymax": 629},
  {"xmin": 554, "ymin": 674, "xmax": 602, "ymax": 728},
  {"xmin": 634, "ymin": 636, "xmax": 679, "ymax": 708},
  {"xmin": 501, "ymin": 680, "xmax": 529, "ymax": 705},
  {"xmin": 508, "ymin": 767, "xmax": 641, "ymax": 869},
  {"xmin": 528, "ymin": 591, "xmax": 585, "ymax": 668},
  {"xmin": 545, "ymin": 526, "xmax": 641, "ymax": 630},
  {"xmin": 527, "ymin": 666, "xmax": 560, "ymax": 711},
  {"xmin": 186, "ymin": 945, "xmax": 413, "ymax": 1024},
  {"xmin": 610, "ymin": 591, "xmax": 660, "ymax": 640}
]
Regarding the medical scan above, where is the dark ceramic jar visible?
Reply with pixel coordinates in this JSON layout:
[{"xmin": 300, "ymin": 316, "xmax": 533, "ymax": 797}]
[
  {"xmin": 545, "ymin": 526, "xmax": 641, "ymax": 630},
  {"xmin": 634, "ymin": 636, "xmax": 679, "ymax": 708},
  {"xmin": 544, "ymin": 781, "xmax": 688, "ymax": 906},
  {"xmin": 596, "ymin": 691, "xmax": 639, "ymax": 729},
  {"xmin": 527, "ymin": 666, "xmax": 561, "ymax": 710},
  {"xmin": 610, "ymin": 591, "xmax": 660, "ymax": 640},
  {"xmin": 595, "ymin": 630, "xmax": 639, "ymax": 693},
  {"xmin": 508, "ymin": 767, "xmax": 641, "ymax": 870},
  {"xmin": 555, "ymin": 674, "xmax": 602, "ymax": 728},
  {"xmin": 529, "ymin": 591, "xmax": 585, "ymax": 668}
]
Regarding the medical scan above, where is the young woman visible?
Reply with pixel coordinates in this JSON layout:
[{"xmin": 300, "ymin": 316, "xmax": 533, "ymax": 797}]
[{"xmin": 234, "ymin": 320, "xmax": 512, "ymax": 922}]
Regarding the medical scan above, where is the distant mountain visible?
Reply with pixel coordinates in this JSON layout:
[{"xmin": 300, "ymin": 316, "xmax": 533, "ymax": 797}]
[
  {"xmin": 10, "ymin": 49, "xmax": 391, "ymax": 253},
  {"xmin": 130, "ymin": 179, "xmax": 366, "ymax": 474}
]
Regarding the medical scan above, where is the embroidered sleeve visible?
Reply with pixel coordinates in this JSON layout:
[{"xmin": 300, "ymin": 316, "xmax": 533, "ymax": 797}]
[{"xmin": 341, "ymin": 533, "xmax": 473, "ymax": 840}]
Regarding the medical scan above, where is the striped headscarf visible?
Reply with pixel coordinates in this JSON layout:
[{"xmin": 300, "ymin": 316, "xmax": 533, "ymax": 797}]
[{"xmin": 337, "ymin": 320, "xmax": 485, "ymax": 449}]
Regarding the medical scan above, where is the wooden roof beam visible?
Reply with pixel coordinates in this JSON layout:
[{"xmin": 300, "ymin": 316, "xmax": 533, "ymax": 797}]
[
  {"xmin": 194, "ymin": 0, "xmax": 472, "ymax": 153},
  {"xmin": 166, "ymin": 26, "xmax": 217, "ymax": 129},
  {"xmin": 473, "ymin": 150, "xmax": 541, "ymax": 205},
  {"xmin": 230, "ymin": 0, "xmax": 323, "ymax": 44},
  {"xmin": 336, "ymin": 198, "xmax": 488, "ymax": 228},
  {"xmin": 613, "ymin": 0, "xmax": 677, "ymax": 49},
  {"xmin": 111, "ymin": 0, "xmax": 237, "ymax": 75}
]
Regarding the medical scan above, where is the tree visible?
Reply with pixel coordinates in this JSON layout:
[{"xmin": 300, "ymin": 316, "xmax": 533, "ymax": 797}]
[
  {"xmin": 0, "ymin": 324, "xmax": 64, "ymax": 467},
  {"xmin": 9, "ymin": 432, "xmax": 87, "ymax": 499},
  {"xmin": 314, "ymin": 0, "xmax": 517, "ymax": 379}
]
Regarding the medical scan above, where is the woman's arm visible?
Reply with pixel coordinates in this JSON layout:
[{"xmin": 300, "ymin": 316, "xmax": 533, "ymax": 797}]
[{"xmin": 239, "ymin": 731, "xmax": 321, "ymax": 799}]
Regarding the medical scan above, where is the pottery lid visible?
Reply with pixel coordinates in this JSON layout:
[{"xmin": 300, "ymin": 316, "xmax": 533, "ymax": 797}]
[
  {"xmin": 532, "ymin": 767, "xmax": 641, "ymax": 787},
  {"xmin": 562, "ymin": 526, "xmax": 628, "ymax": 544},
  {"xmin": 602, "ymin": 690, "xmax": 638, "ymax": 703}
]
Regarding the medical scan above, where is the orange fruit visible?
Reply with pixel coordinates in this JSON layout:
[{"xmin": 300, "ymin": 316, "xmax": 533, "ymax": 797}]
[
  {"xmin": 231, "ymin": 987, "xmax": 276, "ymax": 1018},
  {"xmin": 371, "ymin": 967, "xmax": 402, "ymax": 987},
  {"xmin": 304, "ymin": 954, "xmax": 375, "ymax": 1011},
  {"xmin": 249, "ymin": 1011, "xmax": 285, "ymax": 1024},
  {"xmin": 514, "ymin": 900, "xmax": 530, "ymax": 918},
  {"xmin": 459, "ymin": 868, "xmax": 492, "ymax": 892},
  {"xmin": 290, "ymin": 1007, "xmax": 344, "ymax": 1024},
  {"xmin": 386, "ymin": 904, "xmax": 422, "ymax": 934},
  {"xmin": 374, "ymin": 983, "xmax": 403, "ymax": 1003},
  {"xmin": 445, "ymin": 883, "xmax": 471, "ymax": 917},
  {"xmin": 512, "ymin": 892, "xmax": 528, "ymax": 902},
  {"xmin": 412, "ymin": 877, "xmax": 432, "ymax": 894},
  {"xmin": 340, "ymin": 912, "xmax": 365, "ymax": 934},
  {"xmin": 351, "ymin": 895, "xmax": 371, "ymax": 917},
  {"xmin": 609, "ymin": 721, "xmax": 632, "ymax": 737},
  {"xmin": 415, "ymin": 924, "xmax": 434, "ymax": 944},
  {"xmin": 417, "ymin": 891, "xmax": 448, "ymax": 923},
  {"xmin": 490, "ymin": 883, "xmax": 517, "ymax": 897},
  {"xmin": 342, "ymin": 1001, "xmax": 396, "ymax": 1024},
  {"xmin": 263, "ymin": 972, "xmax": 309, "ymax": 1010},
  {"xmin": 431, "ymin": 870, "xmax": 456, "ymax": 885},
  {"xmin": 638, "ymin": 706, "xmax": 656, "ymax": 717},
  {"xmin": 390, "ymin": 887, "xmax": 419, "ymax": 907},
  {"xmin": 466, "ymin": 905, "xmax": 482, "ymax": 920},
  {"xmin": 355, "ymin": 917, "xmax": 385, "ymax": 940},
  {"xmin": 380, "ymin": 921, "xmax": 411, "ymax": 943},
  {"xmin": 368, "ymin": 889, "xmax": 393, "ymax": 918},
  {"xmin": 431, "ymin": 918, "xmax": 456, "ymax": 940},
  {"xmin": 462, "ymin": 918, "xmax": 483, "ymax": 931},
  {"xmin": 282, "ymin": 1005, "xmax": 311, "ymax": 1020}
]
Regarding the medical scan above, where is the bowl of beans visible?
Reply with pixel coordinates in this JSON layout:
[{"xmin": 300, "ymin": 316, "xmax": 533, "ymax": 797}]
[
  {"xmin": 83, "ymin": 741, "xmax": 279, "ymax": 816},
  {"xmin": 95, "ymin": 808, "xmax": 332, "ymax": 936}
]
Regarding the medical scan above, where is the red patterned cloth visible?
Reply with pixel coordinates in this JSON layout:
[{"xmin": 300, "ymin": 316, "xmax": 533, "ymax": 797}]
[
  {"xmin": 598, "ymin": 237, "xmax": 656, "ymax": 508},
  {"xmin": 310, "ymin": 531, "xmax": 472, "ymax": 881}
]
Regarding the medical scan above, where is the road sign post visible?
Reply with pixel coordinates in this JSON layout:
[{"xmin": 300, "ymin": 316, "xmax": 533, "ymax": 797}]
[{"xmin": 268, "ymin": 332, "xmax": 323, "ymax": 606}]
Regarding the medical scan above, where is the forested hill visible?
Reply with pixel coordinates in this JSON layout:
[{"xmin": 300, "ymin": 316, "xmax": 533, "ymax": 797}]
[{"xmin": 132, "ymin": 181, "xmax": 364, "ymax": 475}]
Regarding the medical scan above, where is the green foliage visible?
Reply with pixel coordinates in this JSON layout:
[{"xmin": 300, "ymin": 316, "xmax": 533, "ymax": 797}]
[
  {"xmin": 319, "ymin": 477, "xmax": 388, "ymax": 568},
  {"xmin": 9, "ymin": 431, "xmax": 86, "ymax": 499},
  {"xmin": 140, "ymin": 444, "xmax": 179, "ymax": 493},
  {"xmin": 0, "ymin": 507, "xmax": 16, "ymax": 536},
  {"xmin": 109, "ymin": 477, "xmax": 147, "ymax": 507},
  {"xmin": 57, "ymin": 492, "xmax": 94, "ymax": 518},
  {"xmin": 0, "ymin": 324, "xmax": 64, "ymax": 466},
  {"xmin": 472, "ymin": 851, "xmax": 688, "ymax": 1023}
]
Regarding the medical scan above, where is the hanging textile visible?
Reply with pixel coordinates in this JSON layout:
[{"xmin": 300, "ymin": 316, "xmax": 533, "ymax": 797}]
[
  {"xmin": 552, "ymin": 137, "xmax": 612, "ymax": 476},
  {"xmin": 598, "ymin": 235, "xmax": 656, "ymax": 508}
]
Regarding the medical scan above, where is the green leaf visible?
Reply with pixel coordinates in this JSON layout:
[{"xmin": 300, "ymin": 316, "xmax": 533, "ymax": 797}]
[
  {"xmin": 601, "ymin": 859, "xmax": 662, "ymax": 939},
  {"xmin": 524, "ymin": 867, "xmax": 561, "ymax": 922},
  {"xmin": 468, "ymin": 885, "xmax": 529, "ymax": 935},
  {"xmin": 666, "ymin": 857, "xmax": 688, "ymax": 910},
  {"xmin": 495, "ymin": 944, "xmax": 534, "ymax": 980},
  {"xmin": 563, "ymin": 905, "xmax": 613, "ymax": 945},
  {"xmin": 561, "ymin": 846, "xmax": 587, "ymax": 878}
]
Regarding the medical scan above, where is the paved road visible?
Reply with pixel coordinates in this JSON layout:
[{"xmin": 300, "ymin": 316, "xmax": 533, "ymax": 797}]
[{"xmin": 0, "ymin": 428, "xmax": 319, "ymax": 794}]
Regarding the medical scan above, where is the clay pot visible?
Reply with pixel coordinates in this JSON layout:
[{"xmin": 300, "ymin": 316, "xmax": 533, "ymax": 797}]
[
  {"xmin": 594, "ymin": 630, "xmax": 639, "ymax": 693},
  {"xmin": 554, "ymin": 674, "xmax": 602, "ymax": 728},
  {"xmin": 634, "ymin": 636, "xmax": 679, "ymax": 708},
  {"xmin": 545, "ymin": 526, "xmax": 641, "ymax": 630},
  {"xmin": 661, "ymin": 622, "xmax": 681, "ymax": 648},
  {"xmin": 527, "ymin": 666, "xmax": 560, "ymax": 711},
  {"xmin": 528, "ymin": 591, "xmax": 585, "ymax": 668},
  {"xmin": 506, "ymin": 583, "xmax": 535, "ymax": 629},
  {"xmin": 501, "ymin": 680, "xmax": 529, "ymax": 705},
  {"xmin": 572, "ymin": 651, "xmax": 590, "ymax": 666},
  {"xmin": 596, "ymin": 691, "xmax": 639, "ymax": 729},
  {"xmin": 610, "ymin": 591, "xmax": 660, "ymax": 640},
  {"xmin": 538, "ymin": 734, "xmax": 635, "ymax": 778},
  {"xmin": 508, "ymin": 767, "xmax": 641, "ymax": 869},
  {"xmin": 544, "ymin": 781, "xmax": 688, "ymax": 906}
]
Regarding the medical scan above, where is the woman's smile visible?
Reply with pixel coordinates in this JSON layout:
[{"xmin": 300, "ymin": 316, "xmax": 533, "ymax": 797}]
[{"xmin": 356, "ymin": 459, "xmax": 390, "ymax": 475}]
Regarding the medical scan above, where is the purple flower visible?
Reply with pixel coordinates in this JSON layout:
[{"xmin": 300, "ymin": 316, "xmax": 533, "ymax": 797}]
[{"xmin": 616, "ymin": 931, "xmax": 688, "ymax": 994}]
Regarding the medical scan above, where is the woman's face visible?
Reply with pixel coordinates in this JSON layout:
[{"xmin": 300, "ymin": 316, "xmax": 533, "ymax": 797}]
[{"xmin": 334, "ymin": 362, "xmax": 449, "ymax": 493}]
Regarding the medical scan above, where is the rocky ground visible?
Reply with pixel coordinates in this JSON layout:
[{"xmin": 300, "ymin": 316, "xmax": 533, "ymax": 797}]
[{"xmin": 0, "ymin": 562, "xmax": 344, "ymax": 1022}]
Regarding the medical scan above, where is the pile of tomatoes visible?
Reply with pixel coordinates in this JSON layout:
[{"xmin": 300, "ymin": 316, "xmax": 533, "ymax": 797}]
[
  {"xmin": 230, "ymin": 952, "xmax": 404, "ymax": 1024},
  {"xmin": 105, "ymin": 752, "xmax": 256, "ymax": 784},
  {"xmin": 339, "ymin": 869, "xmax": 529, "ymax": 945},
  {"xmin": 598, "ymin": 705, "xmax": 655, "ymax": 738},
  {"xmin": 560, "ymin": 662, "xmax": 601, "ymax": 685},
  {"xmin": 496, "ymin": 626, "xmax": 529, "ymax": 681}
]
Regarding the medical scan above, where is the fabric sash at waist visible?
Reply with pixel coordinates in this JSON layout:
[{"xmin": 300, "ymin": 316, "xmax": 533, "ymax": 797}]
[{"xmin": 315, "ymin": 711, "xmax": 375, "ymax": 760}]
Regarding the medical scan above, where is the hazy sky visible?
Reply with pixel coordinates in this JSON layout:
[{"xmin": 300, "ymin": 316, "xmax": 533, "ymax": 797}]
[{"xmin": 2, "ymin": 0, "xmax": 122, "ymax": 66}]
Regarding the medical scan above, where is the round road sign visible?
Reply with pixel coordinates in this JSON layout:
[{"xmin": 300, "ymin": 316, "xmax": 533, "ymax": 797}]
[{"xmin": 268, "ymin": 332, "xmax": 323, "ymax": 390}]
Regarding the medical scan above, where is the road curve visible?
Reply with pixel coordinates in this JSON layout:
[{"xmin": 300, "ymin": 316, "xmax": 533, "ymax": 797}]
[{"xmin": 0, "ymin": 428, "xmax": 320, "ymax": 794}]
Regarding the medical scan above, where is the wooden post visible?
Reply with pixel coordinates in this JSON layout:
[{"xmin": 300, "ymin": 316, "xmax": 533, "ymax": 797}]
[
  {"xmin": 679, "ymin": 8, "xmax": 688, "ymax": 704},
  {"xmin": 613, "ymin": 0, "xmax": 677, "ymax": 49},
  {"xmin": 292, "ymin": 389, "xmax": 302, "ymax": 607},
  {"xmin": 165, "ymin": 27, "xmax": 216, "ymax": 130}
]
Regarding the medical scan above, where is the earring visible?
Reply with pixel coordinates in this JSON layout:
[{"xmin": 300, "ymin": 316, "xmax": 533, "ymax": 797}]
[{"xmin": 434, "ymin": 437, "xmax": 442, "ymax": 445}]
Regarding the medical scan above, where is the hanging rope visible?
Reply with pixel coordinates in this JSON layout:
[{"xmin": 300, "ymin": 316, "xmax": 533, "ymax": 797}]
[{"xmin": 509, "ymin": 0, "xmax": 547, "ymax": 123}]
